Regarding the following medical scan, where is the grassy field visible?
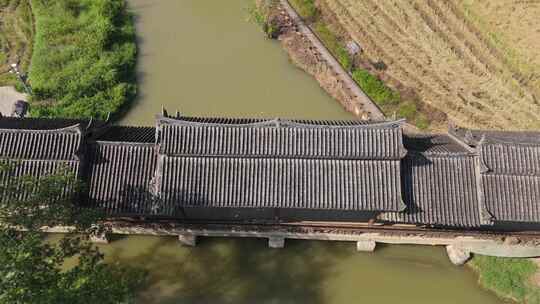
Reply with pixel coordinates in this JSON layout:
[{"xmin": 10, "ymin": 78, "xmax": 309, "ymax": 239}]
[
  {"xmin": 470, "ymin": 256, "xmax": 540, "ymax": 303},
  {"xmin": 0, "ymin": 0, "xmax": 34, "ymax": 87},
  {"xmin": 29, "ymin": 0, "xmax": 136, "ymax": 119},
  {"xmin": 322, "ymin": 0, "xmax": 540, "ymax": 130}
]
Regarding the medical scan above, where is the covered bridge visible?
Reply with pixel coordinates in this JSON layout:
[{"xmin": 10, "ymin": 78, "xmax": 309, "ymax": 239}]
[{"xmin": 1, "ymin": 113, "xmax": 539, "ymax": 229}]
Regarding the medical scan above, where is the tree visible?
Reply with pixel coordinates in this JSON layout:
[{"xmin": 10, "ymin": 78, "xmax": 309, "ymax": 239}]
[{"xmin": 0, "ymin": 164, "xmax": 146, "ymax": 304}]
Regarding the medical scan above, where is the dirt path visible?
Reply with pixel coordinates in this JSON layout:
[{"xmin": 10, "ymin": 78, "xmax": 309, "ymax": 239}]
[
  {"xmin": 279, "ymin": 0, "xmax": 385, "ymax": 120},
  {"xmin": 0, "ymin": 86, "xmax": 27, "ymax": 116}
]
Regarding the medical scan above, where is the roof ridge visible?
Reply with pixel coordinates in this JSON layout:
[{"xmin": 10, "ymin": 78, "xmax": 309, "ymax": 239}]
[
  {"xmin": 157, "ymin": 115, "xmax": 404, "ymax": 129},
  {"xmin": 482, "ymin": 139, "xmax": 540, "ymax": 147},
  {"xmin": 0, "ymin": 124, "xmax": 83, "ymax": 134},
  {"xmin": 406, "ymin": 150, "xmax": 475, "ymax": 158}
]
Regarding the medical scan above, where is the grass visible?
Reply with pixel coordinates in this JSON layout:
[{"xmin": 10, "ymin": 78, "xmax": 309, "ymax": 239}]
[
  {"xmin": 470, "ymin": 256, "xmax": 540, "ymax": 303},
  {"xmin": 28, "ymin": 0, "xmax": 137, "ymax": 120},
  {"xmin": 0, "ymin": 0, "xmax": 34, "ymax": 87},
  {"xmin": 352, "ymin": 69, "xmax": 429, "ymax": 129},
  {"xmin": 312, "ymin": 21, "xmax": 352, "ymax": 71},
  {"xmin": 288, "ymin": 0, "xmax": 318, "ymax": 22}
]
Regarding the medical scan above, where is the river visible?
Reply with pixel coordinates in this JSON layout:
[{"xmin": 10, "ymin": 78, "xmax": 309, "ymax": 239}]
[{"xmin": 114, "ymin": 0, "xmax": 503, "ymax": 303}]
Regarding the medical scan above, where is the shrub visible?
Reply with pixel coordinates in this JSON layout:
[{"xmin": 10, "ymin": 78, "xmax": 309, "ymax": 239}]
[
  {"xmin": 28, "ymin": 0, "xmax": 136, "ymax": 120},
  {"xmin": 352, "ymin": 69, "xmax": 400, "ymax": 106}
]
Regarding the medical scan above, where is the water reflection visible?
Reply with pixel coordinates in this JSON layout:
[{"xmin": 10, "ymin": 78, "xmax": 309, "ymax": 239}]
[{"xmin": 89, "ymin": 236, "xmax": 503, "ymax": 304}]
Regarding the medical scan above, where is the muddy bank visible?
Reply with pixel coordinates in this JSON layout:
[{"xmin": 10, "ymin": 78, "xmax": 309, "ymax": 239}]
[{"xmin": 256, "ymin": 0, "xmax": 381, "ymax": 120}]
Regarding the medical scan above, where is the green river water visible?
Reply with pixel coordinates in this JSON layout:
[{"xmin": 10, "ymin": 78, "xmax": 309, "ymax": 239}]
[{"xmin": 110, "ymin": 0, "xmax": 504, "ymax": 303}]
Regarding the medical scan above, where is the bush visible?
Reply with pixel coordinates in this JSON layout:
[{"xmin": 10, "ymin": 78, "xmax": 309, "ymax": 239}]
[
  {"xmin": 352, "ymin": 69, "xmax": 400, "ymax": 106},
  {"xmin": 29, "ymin": 0, "xmax": 136, "ymax": 120}
]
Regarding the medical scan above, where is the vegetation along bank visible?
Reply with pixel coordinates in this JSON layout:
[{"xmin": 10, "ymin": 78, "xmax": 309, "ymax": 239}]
[
  {"xmin": 0, "ymin": 0, "xmax": 136, "ymax": 120},
  {"xmin": 252, "ymin": 0, "xmax": 432, "ymax": 129}
]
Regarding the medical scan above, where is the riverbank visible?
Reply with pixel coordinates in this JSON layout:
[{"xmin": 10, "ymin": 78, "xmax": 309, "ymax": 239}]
[{"xmin": 253, "ymin": 0, "xmax": 433, "ymax": 129}]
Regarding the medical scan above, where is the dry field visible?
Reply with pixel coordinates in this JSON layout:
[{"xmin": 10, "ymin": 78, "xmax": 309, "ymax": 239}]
[
  {"xmin": 322, "ymin": 0, "xmax": 540, "ymax": 130},
  {"xmin": 455, "ymin": 0, "xmax": 540, "ymax": 107}
]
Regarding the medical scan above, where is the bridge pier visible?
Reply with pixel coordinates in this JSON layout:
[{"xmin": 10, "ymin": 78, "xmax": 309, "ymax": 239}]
[
  {"xmin": 178, "ymin": 233, "xmax": 197, "ymax": 246},
  {"xmin": 446, "ymin": 245, "xmax": 471, "ymax": 265},
  {"xmin": 268, "ymin": 236, "xmax": 285, "ymax": 248},
  {"xmin": 356, "ymin": 240, "xmax": 376, "ymax": 252}
]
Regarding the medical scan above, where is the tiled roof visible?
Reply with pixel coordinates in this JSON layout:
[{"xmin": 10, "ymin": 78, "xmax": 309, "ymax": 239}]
[
  {"xmin": 0, "ymin": 117, "xmax": 87, "ymax": 198},
  {"xmin": 480, "ymin": 144, "xmax": 540, "ymax": 176},
  {"xmin": 381, "ymin": 153, "xmax": 484, "ymax": 227},
  {"xmin": 0, "ymin": 127, "xmax": 82, "ymax": 160},
  {"xmin": 0, "ymin": 159, "xmax": 80, "ymax": 201},
  {"xmin": 154, "ymin": 115, "xmax": 407, "ymax": 213},
  {"xmin": 86, "ymin": 142, "xmax": 157, "ymax": 214},
  {"xmin": 155, "ymin": 156, "xmax": 404, "ymax": 215},
  {"xmin": 2, "ymin": 115, "xmax": 540, "ymax": 227},
  {"xmin": 479, "ymin": 142, "xmax": 540, "ymax": 223},
  {"xmin": 0, "ymin": 159, "xmax": 79, "ymax": 178},
  {"xmin": 157, "ymin": 116, "xmax": 406, "ymax": 159},
  {"xmin": 452, "ymin": 127, "xmax": 540, "ymax": 223},
  {"xmin": 482, "ymin": 174, "xmax": 540, "ymax": 222}
]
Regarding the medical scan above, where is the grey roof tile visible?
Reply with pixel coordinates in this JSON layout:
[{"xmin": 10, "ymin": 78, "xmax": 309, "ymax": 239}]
[
  {"xmin": 381, "ymin": 154, "xmax": 483, "ymax": 227},
  {"xmin": 480, "ymin": 144, "xmax": 540, "ymax": 176},
  {"xmin": 156, "ymin": 156, "xmax": 404, "ymax": 215},
  {"xmin": 157, "ymin": 116, "xmax": 406, "ymax": 159},
  {"xmin": 451, "ymin": 126, "xmax": 540, "ymax": 223},
  {"xmin": 86, "ymin": 142, "xmax": 157, "ymax": 214}
]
